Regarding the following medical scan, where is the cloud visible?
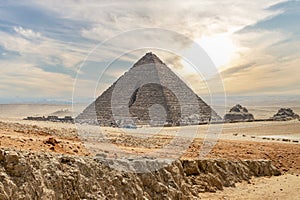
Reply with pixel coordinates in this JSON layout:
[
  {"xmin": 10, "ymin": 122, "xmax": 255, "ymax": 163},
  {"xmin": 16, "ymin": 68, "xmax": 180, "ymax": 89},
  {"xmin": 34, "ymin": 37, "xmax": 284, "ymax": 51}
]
[
  {"xmin": 32, "ymin": 0, "xmax": 284, "ymax": 62},
  {"xmin": 218, "ymin": 28, "xmax": 300, "ymax": 95},
  {"xmin": 0, "ymin": 61, "xmax": 73, "ymax": 98},
  {"xmin": 1, "ymin": 0, "xmax": 298, "ymax": 102},
  {"xmin": 0, "ymin": 26, "xmax": 89, "ymax": 71},
  {"xmin": 13, "ymin": 26, "xmax": 41, "ymax": 39},
  {"xmin": 34, "ymin": 0, "xmax": 283, "ymax": 36}
]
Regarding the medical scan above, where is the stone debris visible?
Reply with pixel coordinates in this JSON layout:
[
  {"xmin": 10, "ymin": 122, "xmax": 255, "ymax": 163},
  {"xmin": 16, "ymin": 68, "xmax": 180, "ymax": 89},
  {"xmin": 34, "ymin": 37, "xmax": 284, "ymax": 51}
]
[{"xmin": 224, "ymin": 104, "xmax": 254, "ymax": 122}]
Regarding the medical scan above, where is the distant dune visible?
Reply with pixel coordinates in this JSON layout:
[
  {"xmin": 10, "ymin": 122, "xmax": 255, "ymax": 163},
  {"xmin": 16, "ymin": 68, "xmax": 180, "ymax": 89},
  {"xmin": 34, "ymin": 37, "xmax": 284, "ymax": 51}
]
[{"xmin": 0, "ymin": 104, "xmax": 84, "ymax": 119}]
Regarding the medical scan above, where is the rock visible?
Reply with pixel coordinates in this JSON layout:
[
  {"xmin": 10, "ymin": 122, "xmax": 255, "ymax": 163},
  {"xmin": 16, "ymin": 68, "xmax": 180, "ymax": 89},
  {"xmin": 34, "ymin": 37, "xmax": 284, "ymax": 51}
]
[
  {"xmin": 0, "ymin": 150, "xmax": 5, "ymax": 162},
  {"xmin": 224, "ymin": 104, "xmax": 254, "ymax": 122},
  {"xmin": 0, "ymin": 149, "xmax": 281, "ymax": 199},
  {"xmin": 271, "ymin": 108, "xmax": 299, "ymax": 121},
  {"xmin": 182, "ymin": 160, "xmax": 200, "ymax": 176},
  {"xmin": 2, "ymin": 151, "xmax": 27, "ymax": 177},
  {"xmin": 60, "ymin": 156, "xmax": 75, "ymax": 164},
  {"xmin": 4, "ymin": 151, "xmax": 19, "ymax": 164},
  {"xmin": 95, "ymin": 153, "xmax": 107, "ymax": 158},
  {"xmin": 44, "ymin": 137, "xmax": 59, "ymax": 146}
]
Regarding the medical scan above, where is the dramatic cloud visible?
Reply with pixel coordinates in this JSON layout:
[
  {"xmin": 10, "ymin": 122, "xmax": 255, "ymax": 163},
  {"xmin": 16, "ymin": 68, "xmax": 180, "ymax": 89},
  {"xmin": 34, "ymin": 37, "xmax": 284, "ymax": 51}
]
[
  {"xmin": 1, "ymin": 0, "xmax": 299, "ymax": 102},
  {"xmin": 213, "ymin": 2, "xmax": 299, "ymax": 96}
]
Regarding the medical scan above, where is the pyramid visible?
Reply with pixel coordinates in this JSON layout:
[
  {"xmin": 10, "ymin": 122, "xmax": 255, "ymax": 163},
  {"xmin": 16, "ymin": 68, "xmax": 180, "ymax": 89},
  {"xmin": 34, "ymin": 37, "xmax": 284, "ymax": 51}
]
[{"xmin": 76, "ymin": 52, "xmax": 221, "ymax": 126}]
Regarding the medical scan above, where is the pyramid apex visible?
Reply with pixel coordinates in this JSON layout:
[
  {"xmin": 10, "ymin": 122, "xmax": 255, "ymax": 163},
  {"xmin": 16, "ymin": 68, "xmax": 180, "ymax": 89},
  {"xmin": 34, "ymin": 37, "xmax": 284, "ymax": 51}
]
[
  {"xmin": 143, "ymin": 52, "xmax": 160, "ymax": 59},
  {"xmin": 133, "ymin": 52, "xmax": 164, "ymax": 67}
]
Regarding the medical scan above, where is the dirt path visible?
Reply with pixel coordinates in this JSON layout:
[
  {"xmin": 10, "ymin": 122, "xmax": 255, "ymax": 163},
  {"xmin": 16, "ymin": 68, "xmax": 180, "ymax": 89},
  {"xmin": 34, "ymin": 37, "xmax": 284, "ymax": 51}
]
[
  {"xmin": 0, "ymin": 120, "xmax": 300, "ymax": 199},
  {"xmin": 201, "ymin": 174, "xmax": 300, "ymax": 200},
  {"xmin": 1, "ymin": 120, "xmax": 300, "ymax": 172},
  {"xmin": 0, "ymin": 121, "xmax": 88, "ymax": 155}
]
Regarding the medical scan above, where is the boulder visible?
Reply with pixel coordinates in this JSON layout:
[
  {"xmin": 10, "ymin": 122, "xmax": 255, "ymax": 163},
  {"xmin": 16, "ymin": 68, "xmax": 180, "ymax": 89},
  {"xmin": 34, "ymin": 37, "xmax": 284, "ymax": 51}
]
[
  {"xmin": 271, "ymin": 108, "xmax": 299, "ymax": 121},
  {"xmin": 224, "ymin": 104, "xmax": 254, "ymax": 122}
]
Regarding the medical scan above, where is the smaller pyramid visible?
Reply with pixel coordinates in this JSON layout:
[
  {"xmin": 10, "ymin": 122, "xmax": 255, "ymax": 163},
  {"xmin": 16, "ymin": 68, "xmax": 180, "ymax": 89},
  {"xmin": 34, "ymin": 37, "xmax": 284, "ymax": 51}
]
[
  {"xmin": 76, "ymin": 52, "xmax": 221, "ymax": 126},
  {"xmin": 224, "ymin": 104, "xmax": 254, "ymax": 122},
  {"xmin": 271, "ymin": 108, "xmax": 299, "ymax": 121}
]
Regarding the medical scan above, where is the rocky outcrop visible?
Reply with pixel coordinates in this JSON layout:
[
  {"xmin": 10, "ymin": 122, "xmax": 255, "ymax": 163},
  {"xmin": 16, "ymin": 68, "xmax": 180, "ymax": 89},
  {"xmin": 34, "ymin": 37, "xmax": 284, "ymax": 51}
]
[
  {"xmin": 0, "ymin": 148, "xmax": 280, "ymax": 199},
  {"xmin": 271, "ymin": 108, "xmax": 299, "ymax": 121},
  {"xmin": 224, "ymin": 104, "xmax": 254, "ymax": 122}
]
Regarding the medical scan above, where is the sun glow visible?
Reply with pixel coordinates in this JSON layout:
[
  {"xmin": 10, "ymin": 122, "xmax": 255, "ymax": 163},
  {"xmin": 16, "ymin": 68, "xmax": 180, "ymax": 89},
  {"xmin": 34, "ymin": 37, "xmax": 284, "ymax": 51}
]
[{"xmin": 196, "ymin": 34, "xmax": 237, "ymax": 67}]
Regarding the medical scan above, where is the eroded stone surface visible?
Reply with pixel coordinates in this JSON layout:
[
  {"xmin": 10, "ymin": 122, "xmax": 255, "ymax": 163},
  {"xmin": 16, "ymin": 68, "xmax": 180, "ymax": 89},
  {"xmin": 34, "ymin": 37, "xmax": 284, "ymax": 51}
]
[{"xmin": 0, "ymin": 148, "xmax": 281, "ymax": 200}]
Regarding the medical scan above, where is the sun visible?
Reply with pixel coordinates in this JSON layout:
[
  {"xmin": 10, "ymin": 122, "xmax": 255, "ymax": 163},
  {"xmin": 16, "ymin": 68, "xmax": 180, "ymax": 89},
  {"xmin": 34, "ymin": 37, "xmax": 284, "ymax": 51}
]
[{"xmin": 196, "ymin": 34, "xmax": 237, "ymax": 67}]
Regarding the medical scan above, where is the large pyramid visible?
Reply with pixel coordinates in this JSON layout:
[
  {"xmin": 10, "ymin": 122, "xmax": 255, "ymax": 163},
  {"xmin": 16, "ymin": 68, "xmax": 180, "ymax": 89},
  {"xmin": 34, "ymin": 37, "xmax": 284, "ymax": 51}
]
[{"xmin": 76, "ymin": 52, "xmax": 221, "ymax": 126}]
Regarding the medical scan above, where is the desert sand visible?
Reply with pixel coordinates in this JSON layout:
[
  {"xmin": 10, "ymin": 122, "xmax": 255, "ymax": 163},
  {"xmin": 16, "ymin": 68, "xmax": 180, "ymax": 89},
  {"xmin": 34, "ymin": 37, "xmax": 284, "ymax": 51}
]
[
  {"xmin": 0, "ymin": 104, "xmax": 299, "ymax": 199},
  {"xmin": 201, "ymin": 174, "xmax": 300, "ymax": 200}
]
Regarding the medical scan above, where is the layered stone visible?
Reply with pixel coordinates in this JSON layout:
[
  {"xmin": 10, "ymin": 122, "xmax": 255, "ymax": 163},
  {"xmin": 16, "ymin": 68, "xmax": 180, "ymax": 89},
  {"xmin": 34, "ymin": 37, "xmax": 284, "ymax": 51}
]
[{"xmin": 76, "ymin": 52, "xmax": 221, "ymax": 126}]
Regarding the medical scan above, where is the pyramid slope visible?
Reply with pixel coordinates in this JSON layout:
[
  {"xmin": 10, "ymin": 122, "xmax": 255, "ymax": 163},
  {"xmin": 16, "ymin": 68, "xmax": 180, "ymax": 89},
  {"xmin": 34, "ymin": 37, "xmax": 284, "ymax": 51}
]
[{"xmin": 76, "ymin": 52, "xmax": 221, "ymax": 126}]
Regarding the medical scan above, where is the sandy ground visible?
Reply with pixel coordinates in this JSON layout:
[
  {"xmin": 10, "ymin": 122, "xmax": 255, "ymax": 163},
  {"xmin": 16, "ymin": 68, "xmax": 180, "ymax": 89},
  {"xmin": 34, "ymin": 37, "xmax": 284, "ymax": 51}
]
[
  {"xmin": 0, "ymin": 104, "xmax": 300, "ymax": 199},
  {"xmin": 201, "ymin": 174, "xmax": 300, "ymax": 200}
]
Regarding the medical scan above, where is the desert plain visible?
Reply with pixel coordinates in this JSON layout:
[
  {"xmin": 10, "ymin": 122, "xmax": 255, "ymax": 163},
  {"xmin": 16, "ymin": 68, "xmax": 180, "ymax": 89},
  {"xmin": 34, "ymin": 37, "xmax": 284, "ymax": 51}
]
[{"xmin": 0, "ymin": 104, "xmax": 299, "ymax": 199}]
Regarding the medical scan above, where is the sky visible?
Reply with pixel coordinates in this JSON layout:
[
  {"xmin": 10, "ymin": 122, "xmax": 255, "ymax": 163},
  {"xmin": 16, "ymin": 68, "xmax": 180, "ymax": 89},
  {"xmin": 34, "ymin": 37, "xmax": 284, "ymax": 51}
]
[{"xmin": 0, "ymin": 0, "xmax": 300, "ymax": 103}]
